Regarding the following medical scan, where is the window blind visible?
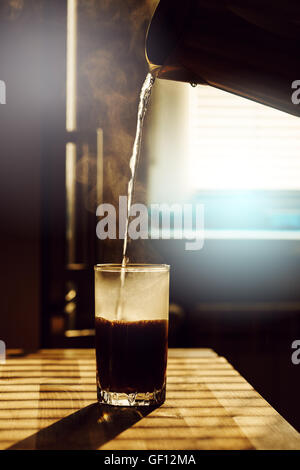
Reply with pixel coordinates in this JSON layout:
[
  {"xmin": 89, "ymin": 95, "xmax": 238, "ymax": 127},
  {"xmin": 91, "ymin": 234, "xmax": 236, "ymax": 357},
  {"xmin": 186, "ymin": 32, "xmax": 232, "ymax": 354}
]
[{"xmin": 189, "ymin": 86, "xmax": 300, "ymax": 191}]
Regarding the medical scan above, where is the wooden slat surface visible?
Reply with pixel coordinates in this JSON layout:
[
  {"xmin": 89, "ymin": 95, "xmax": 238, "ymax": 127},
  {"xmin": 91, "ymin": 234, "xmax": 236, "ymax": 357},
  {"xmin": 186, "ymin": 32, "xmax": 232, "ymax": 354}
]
[{"xmin": 0, "ymin": 348, "xmax": 299, "ymax": 450}]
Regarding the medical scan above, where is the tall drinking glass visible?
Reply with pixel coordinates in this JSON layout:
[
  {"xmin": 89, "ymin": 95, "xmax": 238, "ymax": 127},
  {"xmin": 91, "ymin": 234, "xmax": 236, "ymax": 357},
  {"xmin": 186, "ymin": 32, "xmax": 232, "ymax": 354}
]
[{"xmin": 94, "ymin": 264, "xmax": 169, "ymax": 406}]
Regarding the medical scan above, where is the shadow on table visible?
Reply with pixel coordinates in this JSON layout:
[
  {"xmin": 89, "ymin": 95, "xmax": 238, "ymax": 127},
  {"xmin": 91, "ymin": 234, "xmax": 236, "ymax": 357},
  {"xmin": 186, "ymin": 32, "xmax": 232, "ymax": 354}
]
[{"xmin": 8, "ymin": 403, "xmax": 155, "ymax": 450}]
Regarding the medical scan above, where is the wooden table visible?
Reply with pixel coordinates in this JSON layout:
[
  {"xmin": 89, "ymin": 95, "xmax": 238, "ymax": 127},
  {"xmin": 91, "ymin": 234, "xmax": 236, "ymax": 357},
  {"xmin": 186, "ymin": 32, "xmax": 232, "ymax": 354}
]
[{"xmin": 0, "ymin": 348, "xmax": 299, "ymax": 450}]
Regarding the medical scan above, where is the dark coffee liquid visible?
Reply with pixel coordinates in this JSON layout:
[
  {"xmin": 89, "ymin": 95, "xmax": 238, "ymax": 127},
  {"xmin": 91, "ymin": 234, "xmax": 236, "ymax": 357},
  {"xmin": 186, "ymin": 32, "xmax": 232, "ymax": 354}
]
[{"xmin": 95, "ymin": 317, "xmax": 168, "ymax": 393}]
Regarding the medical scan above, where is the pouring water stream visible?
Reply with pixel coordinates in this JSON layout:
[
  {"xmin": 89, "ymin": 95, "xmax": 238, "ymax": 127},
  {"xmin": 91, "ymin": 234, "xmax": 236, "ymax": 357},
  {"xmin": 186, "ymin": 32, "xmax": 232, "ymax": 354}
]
[{"xmin": 116, "ymin": 73, "xmax": 155, "ymax": 320}]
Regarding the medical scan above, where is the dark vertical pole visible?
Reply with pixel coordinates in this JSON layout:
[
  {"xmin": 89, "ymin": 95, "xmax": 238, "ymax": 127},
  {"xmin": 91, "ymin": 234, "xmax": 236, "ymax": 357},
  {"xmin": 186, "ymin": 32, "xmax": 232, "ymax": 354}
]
[{"xmin": 40, "ymin": 0, "xmax": 67, "ymax": 347}]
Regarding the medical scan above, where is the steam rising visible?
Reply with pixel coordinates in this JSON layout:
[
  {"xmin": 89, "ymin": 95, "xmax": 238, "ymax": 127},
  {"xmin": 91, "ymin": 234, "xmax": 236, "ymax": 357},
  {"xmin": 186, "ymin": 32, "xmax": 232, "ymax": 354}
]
[{"xmin": 77, "ymin": 0, "xmax": 159, "ymax": 261}]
